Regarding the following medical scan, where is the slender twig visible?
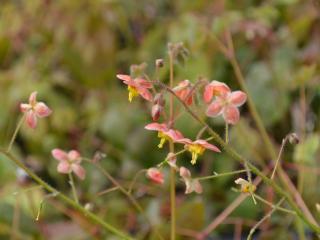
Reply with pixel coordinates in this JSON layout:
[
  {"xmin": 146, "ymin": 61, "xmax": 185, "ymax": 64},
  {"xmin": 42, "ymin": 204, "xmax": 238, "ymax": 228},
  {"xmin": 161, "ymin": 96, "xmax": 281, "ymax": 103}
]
[
  {"xmin": 195, "ymin": 169, "xmax": 247, "ymax": 181},
  {"xmin": 247, "ymin": 198, "xmax": 285, "ymax": 240},
  {"xmin": 68, "ymin": 172, "xmax": 79, "ymax": 204},
  {"xmin": 253, "ymin": 194, "xmax": 296, "ymax": 215},
  {"xmin": 128, "ymin": 169, "xmax": 147, "ymax": 194},
  {"xmin": 10, "ymin": 199, "xmax": 20, "ymax": 240},
  {"xmin": 271, "ymin": 135, "xmax": 289, "ymax": 179},
  {"xmin": 7, "ymin": 115, "xmax": 25, "ymax": 152},
  {"xmin": 96, "ymin": 186, "xmax": 120, "ymax": 196},
  {"xmin": 225, "ymin": 123, "xmax": 229, "ymax": 144}
]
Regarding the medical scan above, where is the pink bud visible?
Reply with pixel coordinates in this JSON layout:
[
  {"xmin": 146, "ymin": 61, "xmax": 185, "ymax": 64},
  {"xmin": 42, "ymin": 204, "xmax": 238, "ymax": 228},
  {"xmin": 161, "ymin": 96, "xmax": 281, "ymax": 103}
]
[{"xmin": 146, "ymin": 168, "xmax": 164, "ymax": 184}]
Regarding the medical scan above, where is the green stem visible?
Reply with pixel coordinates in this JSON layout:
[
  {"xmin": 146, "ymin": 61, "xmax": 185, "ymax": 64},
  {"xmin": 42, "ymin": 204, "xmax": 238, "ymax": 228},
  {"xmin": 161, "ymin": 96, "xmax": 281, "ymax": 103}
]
[
  {"xmin": 68, "ymin": 172, "xmax": 79, "ymax": 204},
  {"xmin": 0, "ymin": 150, "xmax": 133, "ymax": 239},
  {"xmin": 196, "ymin": 169, "xmax": 247, "ymax": 181},
  {"xmin": 7, "ymin": 115, "xmax": 25, "ymax": 152},
  {"xmin": 225, "ymin": 123, "xmax": 229, "ymax": 144},
  {"xmin": 253, "ymin": 194, "xmax": 296, "ymax": 215}
]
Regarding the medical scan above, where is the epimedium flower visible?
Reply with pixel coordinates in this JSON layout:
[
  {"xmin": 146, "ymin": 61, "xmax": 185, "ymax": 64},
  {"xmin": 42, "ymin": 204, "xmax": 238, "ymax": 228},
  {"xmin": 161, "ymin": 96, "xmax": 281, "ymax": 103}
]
[
  {"xmin": 116, "ymin": 74, "xmax": 153, "ymax": 102},
  {"xmin": 179, "ymin": 167, "xmax": 202, "ymax": 194},
  {"xmin": 145, "ymin": 123, "xmax": 184, "ymax": 148},
  {"xmin": 203, "ymin": 80, "xmax": 231, "ymax": 103},
  {"xmin": 20, "ymin": 91, "xmax": 52, "ymax": 129},
  {"xmin": 52, "ymin": 149, "xmax": 86, "ymax": 180},
  {"xmin": 234, "ymin": 178, "xmax": 256, "ymax": 193},
  {"xmin": 177, "ymin": 138, "xmax": 220, "ymax": 165},
  {"xmin": 146, "ymin": 168, "xmax": 164, "ymax": 184},
  {"xmin": 206, "ymin": 88, "xmax": 247, "ymax": 125},
  {"xmin": 173, "ymin": 80, "xmax": 194, "ymax": 105}
]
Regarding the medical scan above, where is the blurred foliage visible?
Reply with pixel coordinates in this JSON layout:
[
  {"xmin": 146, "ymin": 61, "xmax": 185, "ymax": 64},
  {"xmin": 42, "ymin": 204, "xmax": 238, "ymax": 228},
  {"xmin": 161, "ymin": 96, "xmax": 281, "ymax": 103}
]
[{"xmin": 0, "ymin": 0, "xmax": 320, "ymax": 239}]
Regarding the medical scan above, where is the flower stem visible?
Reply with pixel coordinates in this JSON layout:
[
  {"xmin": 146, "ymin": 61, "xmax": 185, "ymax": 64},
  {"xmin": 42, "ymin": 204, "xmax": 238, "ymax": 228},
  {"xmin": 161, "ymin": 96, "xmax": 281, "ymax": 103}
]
[
  {"xmin": 0, "ymin": 150, "xmax": 133, "ymax": 239},
  {"xmin": 225, "ymin": 123, "xmax": 229, "ymax": 144},
  {"xmin": 196, "ymin": 169, "xmax": 247, "ymax": 181},
  {"xmin": 68, "ymin": 172, "xmax": 79, "ymax": 204},
  {"xmin": 7, "ymin": 115, "xmax": 25, "ymax": 152},
  {"xmin": 271, "ymin": 136, "xmax": 289, "ymax": 180}
]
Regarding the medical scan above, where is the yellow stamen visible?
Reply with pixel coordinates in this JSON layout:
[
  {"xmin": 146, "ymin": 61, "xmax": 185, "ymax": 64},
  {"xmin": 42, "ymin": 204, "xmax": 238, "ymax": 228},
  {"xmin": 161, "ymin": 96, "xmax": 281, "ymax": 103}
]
[
  {"xmin": 242, "ymin": 184, "xmax": 256, "ymax": 193},
  {"xmin": 128, "ymin": 86, "xmax": 139, "ymax": 102},
  {"xmin": 187, "ymin": 144, "xmax": 205, "ymax": 165},
  {"xmin": 157, "ymin": 131, "xmax": 170, "ymax": 148}
]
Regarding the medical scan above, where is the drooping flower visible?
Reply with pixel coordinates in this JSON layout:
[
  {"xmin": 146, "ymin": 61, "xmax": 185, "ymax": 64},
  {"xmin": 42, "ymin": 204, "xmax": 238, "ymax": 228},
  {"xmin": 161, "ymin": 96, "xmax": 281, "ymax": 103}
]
[
  {"xmin": 179, "ymin": 167, "xmax": 202, "ymax": 194},
  {"xmin": 234, "ymin": 178, "xmax": 256, "ymax": 193},
  {"xmin": 151, "ymin": 93, "xmax": 165, "ymax": 121},
  {"xmin": 52, "ymin": 149, "xmax": 86, "ymax": 180},
  {"xmin": 206, "ymin": 89, "xmax": 247, "ymax": 125},
  {"xmin": 177, "ymin": 138, "xmax": 220, "ymax": 165},
  {"xmin": 145, "ymin": 123, "xmax": 184, "ymax": 148},
  {"xmin": 116, "ymin": 74, "xmax": 153, "ymax": 102},
  {"xmin": 203, "ymin": 80, "xmax": 230, "ymax": 103},
  {"xmin": 173, "ymin": 80, "xmax": 194, "ymax": 105},
  {"xmin": 146, "ymin": 168, "xmax": 164, "ymax": 184},
  {"xmin": 20, "ymin": 91, "xmax": 52, "ymax": 129}
]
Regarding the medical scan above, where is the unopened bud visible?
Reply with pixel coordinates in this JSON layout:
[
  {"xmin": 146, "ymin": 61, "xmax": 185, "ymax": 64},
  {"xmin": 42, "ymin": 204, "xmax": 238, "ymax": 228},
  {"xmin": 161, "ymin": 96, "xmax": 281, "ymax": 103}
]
[
  {"xmin": 92, "ymin": 151, "xmax": 107, "ymax": 163},
  {"xmin": 151, "ymin": 104, "xmax": 162, "ymax": 121},
  {"xmin": 288, "ymin": 133, "xmax": 300, "ymax": 145},
  {"xmin": 153, "ymin": 93, "xmax": 165, "ymax": 106},
  {"xmin": 155, "ymin": 59, "xmax": 164, "ymax": 68}
]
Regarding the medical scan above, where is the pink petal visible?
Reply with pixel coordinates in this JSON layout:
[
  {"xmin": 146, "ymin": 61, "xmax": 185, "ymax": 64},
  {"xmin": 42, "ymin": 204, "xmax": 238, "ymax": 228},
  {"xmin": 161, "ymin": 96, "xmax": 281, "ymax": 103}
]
[
  {"xmin": 206, "ymin": 100, "xmax": 224, "ymax": 117},
  {"xmin": 176, "ymin": 138, "xmax": 193, "ymax": 145},
  {"xmin": 165, "ymin": 129, "xmax": 184, "ymax": 141},
  {"xmin": 29, "ymin": 91, "xmax": 37, "ymax": 105},
  {"xmin": 135, "ymin": 78, "xmax": 152, "ymax": 88},
  {"xmin": 52, "ymin": 149, "xmax": 68, "ymax": 161},
  {"xmin": 20, "ymin": 103, "xmax": 31, "ymax": 113},
  {"xmin": 57, "ymin": 161, "xmax": 71, "ymax": 174},
  {"xmin": 151, "ymin": 104, "xmax": 162, "ymax": 121},
  {"xmin": 179, "ymin": 167, "xmax": 191, "ymax": 179},
  {"xmin": 145, "ymin": 123, "xmax": 168, "ymax": 132},
  {"xmin": 223, "ymin": 105, "xmax": 240, "ymax": 125},
  {"xmin": 193, "ymin": 180, "xmax": 203, "ymax": 194},
  {"xmin": 26, "ymin": 111, "xmax": 37, "ymax": 129},
  {"xmin": 35, "ymin": 102, "xmax": 52, "ymax": 118},
  {"xmin": 116, "ymin": 74, "xmax": 131, "ymax": 83},
  {"xmin": 194, "ymin": 140, "xmax": 221, "ymax": 152},
  {"xmin": 137, "ymin": 87, "xmax": 153, "ymax": 101},
  {"xmin": 146, "ymin": 168, "xmax": 164, "ymax": 184},
  {"xmin": 229, "ymin": 91, "xmax": 247, "ymax": 107},
  {"xmin": 71, "ymin": 164, "xmax": 86, "ymax": 180},
  {"xmin": 203, "ymin": 81, "xmax": 230, "ymax": 103},
  {"xmin": 68, "ymin": 150, "xmax": 81, "ymax": 162}
]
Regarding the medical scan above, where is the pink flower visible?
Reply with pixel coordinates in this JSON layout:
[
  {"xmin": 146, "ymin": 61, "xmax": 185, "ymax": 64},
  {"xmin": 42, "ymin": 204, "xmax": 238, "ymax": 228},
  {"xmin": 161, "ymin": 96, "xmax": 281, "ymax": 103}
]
[
  {"xmin": 203, "ymin": 80, "xmax": 230, "ymax": 103},
  {"xmin": 117, "ymin": 74, "xmax": 153, "ymax": 102},
  {"xmin": 206, "ymin": 90, "xmax": 247, "ymax": 125},
  {"xmin": 145, "ymin": 123, "xmax": 184, "ymax": 148},
  {"xmin": 20, "ymin": 91, "xmax": 52, "ymax": 129},
  {"xmin": 179, "ymin": 167, "xmax": 202, "ymax": 194},
  {"xmin": 177, "ymin": 138, "xmax": 220, "ymax": 165},
  {"xmin": 173, "ymin": 80, "xmax": 193, "ymax": 105},
  {"xmin": 146, "ymin": 168, "xmax": 164, "ymax": 184},
  {"xmin": 51, "ymin": 149, "xmax": 86, "ymax": 180}
]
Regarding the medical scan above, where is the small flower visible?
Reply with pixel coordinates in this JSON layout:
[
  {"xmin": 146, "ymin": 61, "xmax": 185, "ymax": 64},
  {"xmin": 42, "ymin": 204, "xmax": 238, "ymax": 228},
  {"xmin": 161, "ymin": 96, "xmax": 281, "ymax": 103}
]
[
  {"xmin": 52, "ymin": 149, "xmax": 86, "ymax": 180},
  {"xmin": 234, "ymin": 178, "xmax": 256, "ymax": 193},
  {"xmin": 20, "ymin": 91, "xmax": 52, "ymax": 129},
  {"xmin": 203, "ymin": 80, "xmax": 231, "ymax": 103},
  {"xmin": 145, "ymin": 123, "xmax": 184, "ymax": 148},
  {"xmin": 177, "ymin": 138, "xmax": 220, "ymax": 165},
  {"xmin": 116, "ymin": 74, "xmax": 153, "ymax": 102},
  {"xmin": 146, "ymin": 168, "xmax": 164, "ymax": 184},
  {"xmin": 179, "ymin": 167, "xmax": 202, "ymax": 194},
  {"xmin": 206, "ymin": 89, "xmax": 247, "ymax": 125},
  {"xmin": 173, "ymin": 80, "xmax": 194, "ymax": 105},
  {"xmin": 166, "ymin": 152, "xmax": 178, "ymax": 170}
]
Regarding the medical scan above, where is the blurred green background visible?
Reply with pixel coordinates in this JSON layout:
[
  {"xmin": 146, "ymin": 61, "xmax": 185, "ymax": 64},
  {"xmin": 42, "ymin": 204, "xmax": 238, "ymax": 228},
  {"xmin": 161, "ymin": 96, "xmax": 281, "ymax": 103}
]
[{"xmin": 0, "ymin": 0, "xmax": 319, "ymax": 239}]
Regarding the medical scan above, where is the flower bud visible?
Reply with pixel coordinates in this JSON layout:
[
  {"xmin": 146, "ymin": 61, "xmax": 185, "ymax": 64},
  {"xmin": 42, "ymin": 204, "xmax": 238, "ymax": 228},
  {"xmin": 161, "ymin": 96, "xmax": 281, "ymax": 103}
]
[
  {"xmin": 288, "ymin": 133, "xmax": 300, "ymax": 145},
  {"xmin": 151, "ymin": 104, "xmax": 162, "ymax": 121},
  {"xmin": 155, "ymin": 59, "xmax": 164, "ymax": 68},
  {"xmin": 146, "ymin": 168, "xmax": 164, "ymax": 184}
]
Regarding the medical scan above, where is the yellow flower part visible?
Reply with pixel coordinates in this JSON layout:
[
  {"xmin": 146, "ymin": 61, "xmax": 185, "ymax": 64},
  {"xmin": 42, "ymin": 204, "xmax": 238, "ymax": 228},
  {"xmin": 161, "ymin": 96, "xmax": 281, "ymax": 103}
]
[
  {"xmin": 157, "ymin": 131, "xmax": 170, "ymax": 148},
  {"xmin": 186, "ymin": 144, "xmax": 205, "ymax": 165},
  {"xmin": 235, "ymin": 178, "xmax": 256, "ymax": 193},
  {"xmin": 127, "ymin": 85, "xmax": 139, "ymax": 102}
]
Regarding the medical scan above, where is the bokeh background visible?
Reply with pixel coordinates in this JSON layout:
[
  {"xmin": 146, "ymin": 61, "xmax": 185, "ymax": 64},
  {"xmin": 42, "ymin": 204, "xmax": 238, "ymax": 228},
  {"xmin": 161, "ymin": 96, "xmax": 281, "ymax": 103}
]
[{"xmin": 0, "ymin": 0, "xmax": 319, "ymax": 239}]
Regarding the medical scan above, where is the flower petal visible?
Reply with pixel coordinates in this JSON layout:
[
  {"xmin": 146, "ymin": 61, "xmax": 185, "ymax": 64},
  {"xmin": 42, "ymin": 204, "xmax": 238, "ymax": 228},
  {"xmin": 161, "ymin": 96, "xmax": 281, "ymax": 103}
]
[
  {"xmin": 179, "ymin": 166, "xmax": 191, "ymax": 179},
  {"xmin": 165, "ymin": 129, "xmax": 184, "ymax": 141},
  {"xmin": 146, "ymin": 168, "xmax": 164, "ymax": 184},
  {"xmin": 137, "ymin": 87, "xmax": 153, "ymax": 101},
  {"xmin": 68, "ymin": 150, "xmax": 81, "ymax": 162},
  {"xmin": 135, "ymin": 78, "xmax": 152, "ymax": 88},
  {"xmin": 35, "ymin": 102, "xmax": 52, "ymax": 118},
  {"xmin": 116, "ymin": 74, "xmax": 131, "ymax": 83},
  {"xmin": 20, "ymin": 103, "xmax": 31, "ymax": 113},
  {"xmin": 194, "ymin": 140, "xmax": 221, "ymax": 152},
  {"xmin": 206, "ymin": 100, "xmax": 224, "ymax": 117},
  {"xmin": 223, "ymin": 105, "xmax": 240, "ymax": 125},
  {"xmin": 26, "ymin": 111, "xmax": 37, "ymax": 129},
  {"xmin": 57, "ymin": 161, "xmax": 71, "ymax": 174},
  {"xmin": 229, "ymin": 91, "xmax": 247, "ymax": 107},
  {"xmin": 203, "ymin": 81, "xmax": 230, "ymax": 103},
  {"xmin": 29, "ymin": 91, "xmax": 37, "ymax": 105},
  {"xmin": 52, "ymin": 149, "xmax": 68, "ymax": 161},
  {"xmin": 145, "ymin": 123, "xmax": 168, "ymax": 132},
  {"xmin": 193, "ymin": 179, "xmax": 203, "ymax": 194},
  {"xmin": 71, "ymin": 164, "xmax": 86, "ymax": 180}
]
